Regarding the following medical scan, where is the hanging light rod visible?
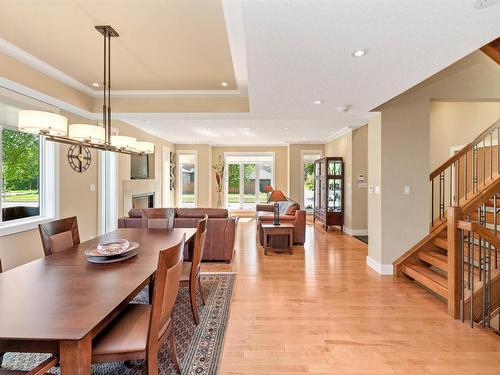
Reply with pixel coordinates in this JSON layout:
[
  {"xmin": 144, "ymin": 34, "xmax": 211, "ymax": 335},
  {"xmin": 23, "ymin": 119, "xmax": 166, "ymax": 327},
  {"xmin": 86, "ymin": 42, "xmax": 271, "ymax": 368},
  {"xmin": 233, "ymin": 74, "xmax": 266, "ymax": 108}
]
[{"xmin": 17, "ymin": 25, "xmax": 154, "ymax": 156}]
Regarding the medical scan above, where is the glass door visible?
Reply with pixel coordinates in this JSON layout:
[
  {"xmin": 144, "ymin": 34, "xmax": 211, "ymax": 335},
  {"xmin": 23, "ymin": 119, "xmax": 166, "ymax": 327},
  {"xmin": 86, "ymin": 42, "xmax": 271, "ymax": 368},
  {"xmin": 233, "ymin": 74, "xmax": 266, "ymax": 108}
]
[
  {"xmin": 242, "ymin": 163, "xmax": 256, "ymax": 209},
  {"xmin": 227, "ymin": 163, "xmax": 241, "ymax": 209},
  {"xmin": 328, "ymin": 178, "xmax": 342, "ymax": 212}
]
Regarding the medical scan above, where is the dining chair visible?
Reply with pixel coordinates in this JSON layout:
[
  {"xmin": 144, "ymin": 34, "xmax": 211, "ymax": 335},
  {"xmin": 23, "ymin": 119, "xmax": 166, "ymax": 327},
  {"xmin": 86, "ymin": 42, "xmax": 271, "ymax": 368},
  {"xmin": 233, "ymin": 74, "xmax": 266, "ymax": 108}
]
[
  {"xmin": 91, "ymin": 235, "xmax": 185, "ymax": 374},
  {"xmin": 0, "ymin": 356, "xmax": 58, "ymax": 375},
  {"xmin": 180, "ymin": 215, "xmax": 208, "ymax": 325},
  {"xmin": 142, "ymin": 208, "xmax": 175, "ymax": 229},
  {"xmin": 38, "ymin": 217, "xmax": 80, "ymax": 256}
]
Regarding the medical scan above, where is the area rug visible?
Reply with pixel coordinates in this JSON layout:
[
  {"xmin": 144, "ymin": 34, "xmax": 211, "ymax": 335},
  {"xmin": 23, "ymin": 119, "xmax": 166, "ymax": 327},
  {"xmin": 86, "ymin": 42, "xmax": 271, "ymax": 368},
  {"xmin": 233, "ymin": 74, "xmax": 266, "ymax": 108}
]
[{"xmin": 2, "ymin": 272, "xmax": 235, "ymax": 375}]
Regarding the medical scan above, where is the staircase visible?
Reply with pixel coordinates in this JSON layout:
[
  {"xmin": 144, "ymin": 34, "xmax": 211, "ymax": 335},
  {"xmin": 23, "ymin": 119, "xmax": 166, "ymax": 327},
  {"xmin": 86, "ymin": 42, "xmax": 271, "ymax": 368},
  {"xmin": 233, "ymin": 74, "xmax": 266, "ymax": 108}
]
[{"xmin": 394, "ymin": 119, "xmax": 500, "ymax": 330}]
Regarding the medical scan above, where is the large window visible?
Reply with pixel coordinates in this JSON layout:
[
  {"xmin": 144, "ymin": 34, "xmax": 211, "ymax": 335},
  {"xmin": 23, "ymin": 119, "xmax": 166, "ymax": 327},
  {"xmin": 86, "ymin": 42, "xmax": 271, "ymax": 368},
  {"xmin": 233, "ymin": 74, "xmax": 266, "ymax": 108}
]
[
  {"xmin": 177, "ymin": 152, "xmax": 197, "ymax": 207},
  {"xmin": 0, "ymin": 124, "xmax": 57, "ymax": 235},
  {"xmin": 302, "ymin": 152, "xmax": 321, "ymax": 211},
  {"xmin": 225, "ymin": 153, "xmax": 274, "ymax": 209}
]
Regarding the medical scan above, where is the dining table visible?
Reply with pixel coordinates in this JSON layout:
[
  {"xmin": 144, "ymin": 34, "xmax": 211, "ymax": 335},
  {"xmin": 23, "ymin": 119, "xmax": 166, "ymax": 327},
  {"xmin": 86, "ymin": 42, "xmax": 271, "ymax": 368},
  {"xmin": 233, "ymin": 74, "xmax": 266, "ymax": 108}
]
[{"xmin": 0, "ymin": 227, "xmax": 197, "ymax": 374}]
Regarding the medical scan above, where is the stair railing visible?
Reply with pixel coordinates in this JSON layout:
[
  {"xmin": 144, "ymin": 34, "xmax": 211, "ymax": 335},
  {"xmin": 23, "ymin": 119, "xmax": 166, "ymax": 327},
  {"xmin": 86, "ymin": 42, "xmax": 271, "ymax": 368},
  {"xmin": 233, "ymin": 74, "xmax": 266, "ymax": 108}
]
[
  {"xmin": 448, "ymin": 205, "xmax": 499, "ymax": 332},
  {"xmin": 430, "ymin": 120, "xmax": 500, "ymax": 228}
]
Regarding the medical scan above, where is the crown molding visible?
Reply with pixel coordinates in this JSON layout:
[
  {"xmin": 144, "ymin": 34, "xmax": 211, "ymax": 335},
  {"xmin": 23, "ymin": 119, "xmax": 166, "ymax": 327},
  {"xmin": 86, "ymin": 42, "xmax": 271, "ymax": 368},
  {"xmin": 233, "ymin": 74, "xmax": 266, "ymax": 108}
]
[
  {"xmin": 0, "ymin": 37, "xmax": 96, "ymax": 96},
  {"xmin": 94, "ymin": 89, "xmax": 242, "ymax": 97}
]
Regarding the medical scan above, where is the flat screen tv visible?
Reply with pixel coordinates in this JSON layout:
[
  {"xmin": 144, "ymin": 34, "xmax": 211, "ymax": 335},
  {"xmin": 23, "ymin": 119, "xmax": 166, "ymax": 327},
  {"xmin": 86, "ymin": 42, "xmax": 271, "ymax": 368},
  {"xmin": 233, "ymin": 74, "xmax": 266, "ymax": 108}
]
[{"xmin": 131, "ymin": 154, "xmax": 152, "ymax": 179}]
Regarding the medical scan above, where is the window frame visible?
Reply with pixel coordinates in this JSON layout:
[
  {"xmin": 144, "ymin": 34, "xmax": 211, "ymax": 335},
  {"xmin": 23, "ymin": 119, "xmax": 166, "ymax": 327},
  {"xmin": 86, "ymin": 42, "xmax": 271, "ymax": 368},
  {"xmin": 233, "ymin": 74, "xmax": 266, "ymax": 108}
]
[
  {"xmin": 177, "ymin": 150, "xmax": 198, "ymax": 208},
  {"xmin": 300, "ymin": 150, "xmax": 323, "ymax": 213},
  {"xmin": 0, "ymin": 124, "xmax": 59, "ymax": 236},
  {"xmin": 224, "ymin": 152, "xmax": 276, "ymax": 210}
]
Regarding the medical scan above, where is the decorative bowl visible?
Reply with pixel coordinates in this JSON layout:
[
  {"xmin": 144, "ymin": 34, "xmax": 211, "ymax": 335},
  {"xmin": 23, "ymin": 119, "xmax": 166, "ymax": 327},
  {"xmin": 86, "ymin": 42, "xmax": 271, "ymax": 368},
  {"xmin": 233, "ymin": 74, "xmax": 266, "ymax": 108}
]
[{"xmin": 97, "ymin": 239, "xmax": 130, "ymax": 256}]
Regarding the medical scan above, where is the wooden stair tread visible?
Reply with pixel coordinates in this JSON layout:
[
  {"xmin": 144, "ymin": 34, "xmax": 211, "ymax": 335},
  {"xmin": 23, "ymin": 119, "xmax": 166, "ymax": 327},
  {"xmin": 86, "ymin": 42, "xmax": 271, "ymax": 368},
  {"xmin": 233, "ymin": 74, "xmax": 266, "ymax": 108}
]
[
  {"xmin": 433, "ymin": 237, "xmax": 447, "ymax": 250},
  {"xmin": 418, "ymin": 251, "xmax": 448, "ymax": 271},
  {"xmin": 401, "ymin": 262, "xmax": 448, "ymax": 299}
]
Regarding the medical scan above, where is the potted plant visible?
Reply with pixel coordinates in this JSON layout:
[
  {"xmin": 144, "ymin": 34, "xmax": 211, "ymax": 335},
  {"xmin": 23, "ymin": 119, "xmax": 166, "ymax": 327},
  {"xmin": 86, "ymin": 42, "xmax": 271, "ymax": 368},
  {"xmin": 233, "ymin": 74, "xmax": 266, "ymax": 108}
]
[{"xmin": 213, "ymin": 156, "xmax": 225, "ymax": 208}]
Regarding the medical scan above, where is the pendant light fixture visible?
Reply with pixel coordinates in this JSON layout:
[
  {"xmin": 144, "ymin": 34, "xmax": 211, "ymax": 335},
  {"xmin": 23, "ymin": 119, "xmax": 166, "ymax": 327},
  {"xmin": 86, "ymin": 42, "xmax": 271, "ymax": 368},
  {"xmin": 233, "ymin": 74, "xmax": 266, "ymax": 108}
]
[{"xmin": 17, "ymin": 25, "xmax": 154, "ymax": 156}]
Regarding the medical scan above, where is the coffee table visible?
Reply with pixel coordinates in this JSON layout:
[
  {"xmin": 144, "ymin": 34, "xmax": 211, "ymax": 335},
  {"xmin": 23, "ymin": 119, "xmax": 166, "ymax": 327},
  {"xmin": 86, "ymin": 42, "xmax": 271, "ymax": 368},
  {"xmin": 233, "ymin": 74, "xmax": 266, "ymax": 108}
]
[{"xmin": 261, "ymin": 223, "xmax": 294, "ymax": 255}]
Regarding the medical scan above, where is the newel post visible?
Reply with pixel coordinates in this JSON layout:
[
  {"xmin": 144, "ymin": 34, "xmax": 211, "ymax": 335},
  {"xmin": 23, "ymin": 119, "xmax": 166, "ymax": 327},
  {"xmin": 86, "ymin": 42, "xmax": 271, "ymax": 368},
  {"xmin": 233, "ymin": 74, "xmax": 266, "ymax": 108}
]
[{"xmin": 447, "ymin": 206, "xmax": 462, "ymax": 319}]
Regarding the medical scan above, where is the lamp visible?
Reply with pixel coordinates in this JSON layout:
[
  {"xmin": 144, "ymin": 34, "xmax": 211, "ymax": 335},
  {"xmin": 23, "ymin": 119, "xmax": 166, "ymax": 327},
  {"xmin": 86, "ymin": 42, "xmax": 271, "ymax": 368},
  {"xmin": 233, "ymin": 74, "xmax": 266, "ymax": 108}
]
[
  {"xmin": 68, "ymin": 124, "xmax": 106, "ymax": 144},
  {"xmin": 264, "ymin": 185, "xmax": 274, "ymax": 203},
  {"xmin": 18, "ymin": 110, "xmax": 67, "ymax": 136},
  {"xmin": 133, "ymin": 141, "xmax": 155, "ymax": 154},
  {"xmin": 111, "ymin": 135, "xmax": 137, "ymax": 150},
  {"xmin": 268, "ymin": 189, "xmax": 287, "ymax": 226}
]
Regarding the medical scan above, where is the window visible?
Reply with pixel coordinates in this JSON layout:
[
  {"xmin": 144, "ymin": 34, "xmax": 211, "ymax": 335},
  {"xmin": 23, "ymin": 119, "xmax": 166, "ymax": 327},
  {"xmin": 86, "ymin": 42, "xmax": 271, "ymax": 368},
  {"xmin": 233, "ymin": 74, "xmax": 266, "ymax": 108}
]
[
  {"xmin": 177, "ymin": 152, "xmax": 197, "ymax": 207},
  {"xmin": 225, "ymin": 153, "xmax": 274, "ymax": 209},
  {"xmin": 0, "ymin": 124, "xmax": 58, "ymax": 235},
  {"xmin": 302, "ymin": 152, "xmax": 321, "ymax": 211}
]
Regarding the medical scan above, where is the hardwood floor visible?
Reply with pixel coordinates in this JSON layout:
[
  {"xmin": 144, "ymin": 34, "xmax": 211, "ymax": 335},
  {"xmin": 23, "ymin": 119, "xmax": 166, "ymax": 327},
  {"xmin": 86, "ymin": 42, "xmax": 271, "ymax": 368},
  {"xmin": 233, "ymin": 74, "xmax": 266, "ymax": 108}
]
[{"xmin": 202, "ymin": 219, "xmax": 500, "ymax": 375}]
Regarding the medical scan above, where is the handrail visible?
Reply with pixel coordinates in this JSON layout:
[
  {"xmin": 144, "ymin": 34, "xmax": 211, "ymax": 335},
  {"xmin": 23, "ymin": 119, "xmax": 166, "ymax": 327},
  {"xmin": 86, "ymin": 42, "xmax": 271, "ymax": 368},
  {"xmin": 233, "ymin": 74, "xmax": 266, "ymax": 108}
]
[
  {"xmin": 430, "ymin": 119, "xmax": 500, "ymax": 180},
  {"xmin": 456, "ymin": 220, "xmax": 500, "ymax": 250}
]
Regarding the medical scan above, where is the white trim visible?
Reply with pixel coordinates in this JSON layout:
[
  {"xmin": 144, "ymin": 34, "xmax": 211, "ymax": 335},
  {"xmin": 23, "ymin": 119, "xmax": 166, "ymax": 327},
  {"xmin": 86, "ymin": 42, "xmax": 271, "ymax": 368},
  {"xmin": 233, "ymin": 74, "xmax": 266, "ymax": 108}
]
[
  {"xmin": 0, "ymin": 37, "xmax": 95, "ymax": 96},
  {"xmin": 300, "ymin": 149, "xmax": 323, "ymax": 211},
  {"xmin": 366, "ymin": 256, "xmax": 393, "ymax": 275},
  {"xmin": 0, "ymin": 130, "xmax": 59, "ymax": 237},
  {"xmin": 0, "ymin": 38, "xmax": 244, "ymax": 98},
  {"xmin": 221, "ymin": 0, "xmax": 248, "ymax": 96},
  {"xmin": 344, "ymin": 227, "xmax": 368, "ymax": 236},
  {"xmin": 177, "ymin": 150, "xmax": 198, "ymax": 208}
]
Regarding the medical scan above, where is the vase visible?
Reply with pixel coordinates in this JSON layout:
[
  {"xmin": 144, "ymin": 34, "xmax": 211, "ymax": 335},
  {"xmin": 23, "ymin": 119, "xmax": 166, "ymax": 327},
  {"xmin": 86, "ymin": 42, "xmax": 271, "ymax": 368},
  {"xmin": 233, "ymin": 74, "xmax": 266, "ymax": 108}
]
[{"xmin": 217, "ymin": 191, "xmax": 223, "ymax": 208}]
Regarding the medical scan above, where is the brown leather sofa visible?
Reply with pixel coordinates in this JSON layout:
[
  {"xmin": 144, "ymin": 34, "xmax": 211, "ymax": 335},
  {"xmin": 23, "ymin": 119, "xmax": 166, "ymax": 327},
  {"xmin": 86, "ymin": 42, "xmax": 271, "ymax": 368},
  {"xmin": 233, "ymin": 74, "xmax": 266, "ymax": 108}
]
[
  {"xmin": 256, "ymin": 200, "xmax": 306, "ymax": 245},
  {"xmin": 118, "ymin": 208, "xmax": 236, "ymax": 263}
]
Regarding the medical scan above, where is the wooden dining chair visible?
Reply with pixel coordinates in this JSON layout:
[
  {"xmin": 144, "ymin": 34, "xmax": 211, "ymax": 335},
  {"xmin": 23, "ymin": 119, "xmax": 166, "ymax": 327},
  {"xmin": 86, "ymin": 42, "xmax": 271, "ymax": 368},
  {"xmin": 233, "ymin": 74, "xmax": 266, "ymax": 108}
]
[
  {"xmin": 0, "ymin": 356, "xmax": 58, "ymax": 375},
  {"xmin": 38, "ymin": 217, "xmax": 80, "ymax": 256},
  {"xmin": 91, "ymin": 235, "xmax": 185, "ymax": 374},
  {"xmin": 180, "ymin": 215, "xmax": 208, "ymax": 325}
]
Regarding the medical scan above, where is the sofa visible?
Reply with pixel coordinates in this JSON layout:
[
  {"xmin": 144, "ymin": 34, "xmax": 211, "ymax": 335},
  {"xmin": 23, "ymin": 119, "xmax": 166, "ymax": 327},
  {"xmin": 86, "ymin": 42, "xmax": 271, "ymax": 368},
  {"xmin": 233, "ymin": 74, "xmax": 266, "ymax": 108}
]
[
  {"xmin": 256, "ymin": 200, "xmax": 306, "ymax": 245},
  {"xmin": 118, "ymin": 208, "xmax": 236, "ymax": 263}
]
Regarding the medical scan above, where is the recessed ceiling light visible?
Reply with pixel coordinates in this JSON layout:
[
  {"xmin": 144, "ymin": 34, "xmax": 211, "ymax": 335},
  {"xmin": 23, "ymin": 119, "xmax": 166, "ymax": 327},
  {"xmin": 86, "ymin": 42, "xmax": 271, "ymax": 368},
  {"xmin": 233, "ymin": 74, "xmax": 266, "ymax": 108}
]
[
  {"xmin": 474, "ymin": 0, "xmax": 500, "ymax": 9},
  {"xmin": 239, "ymin": 127, "xmax": 251, "ymax": 131},
  {"xmin": 284, "ymin": 127, "xmax": 289, "ymax": 131},
  {"xmin": 313, "ymin": 100, "xmax": 324, "ymax": 105},
  {"xmin": 221, "ymin": 82, "xmax": 229, "ymax": 87},
  {"xmin": 92, "ymin": 82, "xmax": 99, "ymax": 87},
  {"xmin": 351, "ymin": 49, "xmax": 367, "ymax": 58},
  {"xmin": 146, "ymin": 120, "xmax": 151, "ymax": 124}
]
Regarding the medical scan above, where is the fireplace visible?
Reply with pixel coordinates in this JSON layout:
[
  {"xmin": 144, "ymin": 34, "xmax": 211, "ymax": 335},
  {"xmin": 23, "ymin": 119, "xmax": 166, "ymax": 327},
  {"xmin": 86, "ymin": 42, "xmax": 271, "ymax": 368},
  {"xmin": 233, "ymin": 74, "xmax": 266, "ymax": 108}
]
[{"xmin": 132, "ymin": 193, "xmax": 155, "ymax": 209}]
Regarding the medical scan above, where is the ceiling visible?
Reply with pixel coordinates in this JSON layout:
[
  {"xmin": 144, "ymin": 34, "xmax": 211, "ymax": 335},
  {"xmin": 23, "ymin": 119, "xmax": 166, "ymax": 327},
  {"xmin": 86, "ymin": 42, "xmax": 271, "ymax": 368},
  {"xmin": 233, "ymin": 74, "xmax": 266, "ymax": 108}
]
[
  {"xmin": 0, "ymin": 1, "xmax": 499, "ymax": 145},
  {"xmin": 0, "ymin": 0, "xmax": 237, "ymax": 90}
]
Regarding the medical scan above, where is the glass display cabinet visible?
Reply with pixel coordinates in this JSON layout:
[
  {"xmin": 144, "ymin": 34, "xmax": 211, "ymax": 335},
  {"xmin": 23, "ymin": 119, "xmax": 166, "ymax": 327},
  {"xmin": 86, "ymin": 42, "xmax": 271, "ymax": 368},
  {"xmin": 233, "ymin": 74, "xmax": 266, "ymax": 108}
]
[{"xmin": 313, "ymin": 157, "xmax": 344, "ymax": 231}]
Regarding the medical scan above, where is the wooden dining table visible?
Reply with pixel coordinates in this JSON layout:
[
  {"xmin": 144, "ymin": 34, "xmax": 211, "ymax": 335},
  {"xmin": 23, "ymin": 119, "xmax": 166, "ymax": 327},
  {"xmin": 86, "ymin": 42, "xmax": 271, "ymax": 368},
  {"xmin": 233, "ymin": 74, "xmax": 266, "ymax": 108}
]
[{"xmin": 0, "ymin": 227, "xmax": 196, "ymax": 374}]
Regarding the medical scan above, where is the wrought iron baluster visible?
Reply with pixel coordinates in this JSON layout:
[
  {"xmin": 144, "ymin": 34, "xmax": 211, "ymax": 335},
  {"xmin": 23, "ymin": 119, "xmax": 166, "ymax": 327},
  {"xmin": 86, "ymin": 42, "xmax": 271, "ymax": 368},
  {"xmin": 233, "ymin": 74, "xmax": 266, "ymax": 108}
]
[
  {"xmin": 440, "ymin": 172, "xmax": 445, "ymax": 220},
  {"xmin": 483, "ymin": 139, "xmax": 486, "ymax": 186},
  {"xmin": 473, "ymin": 146, "xmax": 478, "ymax": 193},
  {"xmin": 431, "ymin": 179, "xmax": 434, "ymax": 225},
  {"xmin": 487, "ymin": 242, "xmax": 492, "ymax": 327},
  {"xmin": 490, "ymin": 133, "xmax": 493, "ymax": 179},
  {"xmin": 471, "ymin": 231, "xmax": 475, "ymax": 328},
  {"xmin": 461, "ymin": 229, "xmax": 465, "ymax": 322},
  {"xmin": 482, "ymin": 237, "xmax": 486, "ymax": 327}
]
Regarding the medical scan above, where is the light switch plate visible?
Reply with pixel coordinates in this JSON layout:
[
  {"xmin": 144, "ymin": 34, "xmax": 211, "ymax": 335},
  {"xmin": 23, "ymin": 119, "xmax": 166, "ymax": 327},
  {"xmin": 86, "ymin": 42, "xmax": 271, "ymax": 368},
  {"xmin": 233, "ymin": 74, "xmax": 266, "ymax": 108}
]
[
  {"xmin": 90, "ymin": 184, "xmax": 96, "ymax": 192},
  {"xmin": 374, "ymin": 186, "xmax": 380, "ymax": 194},
  {"xmin": 368, "ymin": 185, "xmax": 374, "ymax": 194},
  {"xmin": 404, "ymin": 185, "xmax": 411, "ymax": 195}
]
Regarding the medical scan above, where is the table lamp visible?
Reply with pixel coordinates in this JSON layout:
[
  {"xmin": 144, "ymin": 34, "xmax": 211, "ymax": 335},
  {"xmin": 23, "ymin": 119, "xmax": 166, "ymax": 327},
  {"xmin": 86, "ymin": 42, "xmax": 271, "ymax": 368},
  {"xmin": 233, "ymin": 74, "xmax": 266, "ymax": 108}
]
[
  {"xmin": 264, "ymin": 185, "xmax": 274, "ymax": 202},
  {"xmin": 268, "ymin": 189, "xmax": 288, "ymax": 226}
]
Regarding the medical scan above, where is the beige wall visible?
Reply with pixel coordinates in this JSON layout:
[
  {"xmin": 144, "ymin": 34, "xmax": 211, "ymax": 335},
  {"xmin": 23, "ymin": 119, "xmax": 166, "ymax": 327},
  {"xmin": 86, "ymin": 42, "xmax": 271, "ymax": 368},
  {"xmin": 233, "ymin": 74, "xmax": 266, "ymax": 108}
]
[
  {"xmin": 287, "ymin": 144, "xmax": 324, "ymax": 204},
  {"xmin": 175, "ymin": 144, "xmax": 212, "ymax": 208},
  {"xmin": 430, "ymin": 101, "xmax": 500, "ymax": 170},
  {"xmin": 368, "ymin": 113, "xmax": 382, "ymax": 265},
  {"xmin": 370, "ymin": 50, "xmax": 500, "ymax": 269},
  {"xmin": 324, "ymin": 126, "xmax": 368, "ymax": 233}
]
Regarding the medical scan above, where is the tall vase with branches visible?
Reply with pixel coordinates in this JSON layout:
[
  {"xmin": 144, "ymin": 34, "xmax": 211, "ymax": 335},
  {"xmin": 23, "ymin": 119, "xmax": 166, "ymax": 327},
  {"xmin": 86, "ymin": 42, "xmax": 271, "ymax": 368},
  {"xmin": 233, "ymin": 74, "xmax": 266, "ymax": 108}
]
[{"xmin": 213, "ymin": 156, "xmax": 225, "ymax": 208}]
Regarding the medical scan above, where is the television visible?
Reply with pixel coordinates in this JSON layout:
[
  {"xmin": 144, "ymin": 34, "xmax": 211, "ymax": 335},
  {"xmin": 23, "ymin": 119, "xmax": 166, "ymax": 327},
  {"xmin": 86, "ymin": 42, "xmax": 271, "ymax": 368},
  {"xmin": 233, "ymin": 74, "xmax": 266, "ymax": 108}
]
[{"xmin": 131, "ymin": 154, "xmax": 153, "ymax": 179}]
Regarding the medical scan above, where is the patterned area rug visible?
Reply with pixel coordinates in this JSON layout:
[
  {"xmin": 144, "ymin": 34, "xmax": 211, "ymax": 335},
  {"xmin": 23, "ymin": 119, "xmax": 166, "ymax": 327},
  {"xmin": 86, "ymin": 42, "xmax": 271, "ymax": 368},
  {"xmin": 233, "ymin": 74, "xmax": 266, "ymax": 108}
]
[{"xmin": 2, "ymin": 272, "xmax": 235, "ymax": 375}]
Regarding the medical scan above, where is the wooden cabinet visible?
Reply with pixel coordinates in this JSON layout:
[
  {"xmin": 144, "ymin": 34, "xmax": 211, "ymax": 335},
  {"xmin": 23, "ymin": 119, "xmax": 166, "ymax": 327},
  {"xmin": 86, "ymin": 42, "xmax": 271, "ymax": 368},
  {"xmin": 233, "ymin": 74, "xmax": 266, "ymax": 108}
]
[{"xmin": 313, "ymin": 157, "xmax": 344, "ymax": 231}]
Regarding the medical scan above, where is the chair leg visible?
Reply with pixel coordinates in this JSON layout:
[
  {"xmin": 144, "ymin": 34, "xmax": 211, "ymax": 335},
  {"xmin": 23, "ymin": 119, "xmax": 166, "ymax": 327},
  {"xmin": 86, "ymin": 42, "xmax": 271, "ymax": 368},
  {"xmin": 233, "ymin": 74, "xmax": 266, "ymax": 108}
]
[
  {"xmin": 148, "ymin": 276, "xmax": 155, "ymax": 305},
  {"xmin": 145, "ymin": 347, "xmax": 159, "ymax": 375},
  {"xmin": 0, "ymin": 352, "xmax": 4, "ymax": 366},
  {"xmin": 189, "ymin": 280, "xmax": 200, "ymax": 325},
  {"xmin": 168, "ymin": 328, "xmax": 181, "ymax": 374},
  {"xmin": 198, "ymin": 277, "xmax": 206, "ymax": 305}
]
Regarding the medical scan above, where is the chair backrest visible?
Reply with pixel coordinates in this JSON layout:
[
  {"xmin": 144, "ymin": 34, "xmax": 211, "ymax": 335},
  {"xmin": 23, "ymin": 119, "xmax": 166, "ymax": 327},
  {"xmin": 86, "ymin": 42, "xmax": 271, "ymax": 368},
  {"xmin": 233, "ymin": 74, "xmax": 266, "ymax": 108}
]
[
  {"xmin": 142, "ymin": 208, "xmax": 174, "ymax": 229},
  {"xmin": 0, "ymin": 258, "xmax": 2, "ymax": 273},
  {"xmin": 148, "ymin": 234, "xmax": 185, "ymax": 345},
  {"xmin": 191, "ymin": 215, "xmax": 208, "ymax": 278},
  {"xmin": 38, "ymin": 217, "xmax": 80, "ymax": 256}
]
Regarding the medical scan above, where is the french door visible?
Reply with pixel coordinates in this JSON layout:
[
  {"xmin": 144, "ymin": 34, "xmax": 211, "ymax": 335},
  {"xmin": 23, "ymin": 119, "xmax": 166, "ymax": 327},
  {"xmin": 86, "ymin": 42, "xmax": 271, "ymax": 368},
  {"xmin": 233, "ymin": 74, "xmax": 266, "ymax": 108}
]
[{"xmin": 225, "ymin": 154, "xmax": 274, "ymax": 209}]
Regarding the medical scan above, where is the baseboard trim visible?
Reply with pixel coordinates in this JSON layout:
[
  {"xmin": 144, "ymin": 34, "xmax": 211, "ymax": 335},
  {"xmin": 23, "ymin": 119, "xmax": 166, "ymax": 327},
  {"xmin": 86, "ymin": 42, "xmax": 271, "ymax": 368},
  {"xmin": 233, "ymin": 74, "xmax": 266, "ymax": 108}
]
[
  {"xmin": 366, "ymin": 256, "xmax": 393, "ymax": 275},
  {"xmin": 344, "ymin": 227, "xmax": 368, "ymax": 236}
]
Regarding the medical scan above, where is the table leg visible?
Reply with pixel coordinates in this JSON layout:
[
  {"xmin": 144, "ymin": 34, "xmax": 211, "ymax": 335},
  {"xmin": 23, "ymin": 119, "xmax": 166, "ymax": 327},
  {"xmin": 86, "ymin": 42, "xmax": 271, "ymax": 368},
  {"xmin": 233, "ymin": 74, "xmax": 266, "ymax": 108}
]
[
  {"xmin": 264, "ymin": 233, "xmax": 268, "ymax": 255},
  {"xmin": 60, "ymin": 333, "xmax": 91, "ymax": 375}
]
